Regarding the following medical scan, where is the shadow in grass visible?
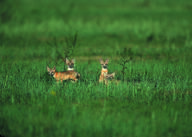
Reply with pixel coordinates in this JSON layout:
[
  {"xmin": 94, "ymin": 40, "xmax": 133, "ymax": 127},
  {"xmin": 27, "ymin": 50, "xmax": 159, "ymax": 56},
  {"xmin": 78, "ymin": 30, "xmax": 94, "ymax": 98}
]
[
  {"xmin": 40, "ymin": 72, "xmax": 54, "ymax": 85},
  {"xmin": 0, "ymin": 118, "xmax": 10, "ymax": 137}
]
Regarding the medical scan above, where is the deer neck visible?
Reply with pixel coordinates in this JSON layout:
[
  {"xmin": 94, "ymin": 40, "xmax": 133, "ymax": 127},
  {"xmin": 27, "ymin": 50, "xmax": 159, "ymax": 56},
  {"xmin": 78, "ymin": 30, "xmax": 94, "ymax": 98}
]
[
  {"xmin": 52, "ymin": 72, "xmax": 57, "ymax": 78},
  {"xmin": 101, "ymin": 68, "xmax": 108, "ymax": 75}
]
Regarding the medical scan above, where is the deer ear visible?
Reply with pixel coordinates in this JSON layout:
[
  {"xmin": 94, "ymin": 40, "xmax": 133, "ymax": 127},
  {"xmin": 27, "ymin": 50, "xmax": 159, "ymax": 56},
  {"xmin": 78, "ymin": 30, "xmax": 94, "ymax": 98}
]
[
  {"xmin": 47, "ymin": 66, "xmax": 50, "ymax": 71},
  {"xmin": 100, "ymin": 58, "xmax": 104, "ymax": 64},
  {"xmin": 105, "ymin": 59, "xmax": 109, "ymax": 64},
  {"xmin": 71, "ymin": 58, "xmax": 75, "ymax": 64},
  {"xmin": 66, "ymin": 58, "xmax": 70, "ymax": 64},
  {"xmin": 112, "ymin": 72, "xmax": 115, "ymax": 77},
  {"xmin": 53, "ymin": 66, "xmax": 56, "ymax": 70}
]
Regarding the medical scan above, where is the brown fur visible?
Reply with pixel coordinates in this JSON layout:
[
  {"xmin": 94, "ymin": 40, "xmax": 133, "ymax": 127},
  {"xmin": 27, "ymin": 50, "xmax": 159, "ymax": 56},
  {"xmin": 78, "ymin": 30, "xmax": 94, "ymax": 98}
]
[
  {"xmin": 47, "ymin": 66, "xmax": 80, "ymax": 83},
  {"xmin": 99, "ymin": 59, "xmax": 115, "ymax": 84},
  {"xmin": 99, "ymin": 69, "xmax": 108, "ymax": 83},
  {"xmin": 99, "ymin": 59, "xmax": 108, "ymax": 83}
]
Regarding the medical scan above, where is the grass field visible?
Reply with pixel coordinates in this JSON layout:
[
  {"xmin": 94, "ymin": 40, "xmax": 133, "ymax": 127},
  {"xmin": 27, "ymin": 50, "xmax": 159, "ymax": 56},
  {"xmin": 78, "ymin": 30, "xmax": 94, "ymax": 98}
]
[{"xmin": 1, "ymin": 0, "xmax": 192, "ymax": 137}]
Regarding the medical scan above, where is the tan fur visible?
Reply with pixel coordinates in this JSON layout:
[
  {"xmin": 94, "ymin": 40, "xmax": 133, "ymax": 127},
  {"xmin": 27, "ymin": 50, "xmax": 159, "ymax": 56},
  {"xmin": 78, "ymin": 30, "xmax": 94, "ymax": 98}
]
[
  {"xmin": 47, "ymin": 66, "xmax": 80, "ymax": 83},
  {"xmin": 99, "ymin": 59, "xmax": 115, "ymax": 85},
  {"xmin": 99, "ymin": 69, "xmax": 108, "ymax": 83},
  {"xmin": 65, "ymin": 58, "xmax": 75, "ymax": 71}
]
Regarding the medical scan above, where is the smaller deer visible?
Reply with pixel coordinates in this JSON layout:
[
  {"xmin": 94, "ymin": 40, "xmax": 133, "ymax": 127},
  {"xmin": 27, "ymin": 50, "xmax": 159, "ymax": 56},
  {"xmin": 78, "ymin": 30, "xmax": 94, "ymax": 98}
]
[
  {"xmin": 65, "ymin": 58, "xmax": 75, "ymax": 71},
  {"xmin": 99, "ymin": 59, "xmax": 115, "ymax": 84}
]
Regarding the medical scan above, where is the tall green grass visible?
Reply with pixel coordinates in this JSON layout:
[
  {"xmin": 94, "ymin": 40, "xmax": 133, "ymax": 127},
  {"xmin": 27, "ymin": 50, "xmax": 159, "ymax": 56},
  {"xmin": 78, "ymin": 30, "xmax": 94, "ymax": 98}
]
[{"xmin": 0, "ymin": 60, "xmax": 192, "ymax": 137}]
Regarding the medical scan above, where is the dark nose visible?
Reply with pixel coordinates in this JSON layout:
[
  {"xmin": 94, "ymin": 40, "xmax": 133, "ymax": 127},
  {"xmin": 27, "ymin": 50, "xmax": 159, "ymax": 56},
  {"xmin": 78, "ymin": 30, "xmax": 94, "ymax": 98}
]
[
  {"xmin": 103, "ymin": 65, "xmax": 107, "ymax": 69},
  {"xmin": 69, "ymin": 65, "xmax": 74, "ymax": 68},
  {"xmin": 50, "ymin": 72, "xmax": 54, "ymax": 76}
]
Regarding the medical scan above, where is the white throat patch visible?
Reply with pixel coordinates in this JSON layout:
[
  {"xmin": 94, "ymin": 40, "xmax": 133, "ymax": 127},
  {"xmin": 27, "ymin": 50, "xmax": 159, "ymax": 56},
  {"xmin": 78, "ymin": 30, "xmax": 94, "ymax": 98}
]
[
  {"xmin": 102, "ymin": 68, "xmax": 108, "ymax": 71},
  {"xmin": 67, "ymin": 68, "xmax": 74, "ymax": 71}
]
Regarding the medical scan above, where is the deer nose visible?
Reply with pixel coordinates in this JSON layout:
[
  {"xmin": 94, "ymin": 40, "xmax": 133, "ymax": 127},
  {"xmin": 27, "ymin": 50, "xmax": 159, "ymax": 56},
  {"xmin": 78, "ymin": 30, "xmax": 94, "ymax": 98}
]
[{"xmin": 69, "ymin": 65, "xmax": 74, "ymax": 68}]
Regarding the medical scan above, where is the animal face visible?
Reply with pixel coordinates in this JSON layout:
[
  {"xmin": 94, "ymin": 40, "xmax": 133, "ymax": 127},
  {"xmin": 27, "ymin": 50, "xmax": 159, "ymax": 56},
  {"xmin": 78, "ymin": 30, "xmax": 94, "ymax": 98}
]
[
  {"xmin": 47, "ymin": 66, "xmax": 56, "ymax": 76},
  {"xmin": 66, "ymin": 58, "xmax": 75, "ymax": 70},
  {"xmin": 104, "ymin": 72, "xmax": 115, "ymax": 80},
  {"xmin": 100, "ymin": 59, "xmax": 109, "ymax": 69}
]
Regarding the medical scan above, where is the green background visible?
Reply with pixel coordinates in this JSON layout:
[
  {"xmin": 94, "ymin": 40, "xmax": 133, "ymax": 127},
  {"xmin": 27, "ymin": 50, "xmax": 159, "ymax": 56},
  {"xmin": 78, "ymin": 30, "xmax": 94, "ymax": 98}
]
[{"xmin": 0, "ymin": 0, "xmax": 192, "ymax": 137}]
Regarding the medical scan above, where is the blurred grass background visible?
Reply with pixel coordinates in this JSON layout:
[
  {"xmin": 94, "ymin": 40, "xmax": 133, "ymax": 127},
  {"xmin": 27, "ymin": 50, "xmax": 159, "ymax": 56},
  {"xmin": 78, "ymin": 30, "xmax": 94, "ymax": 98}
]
[{"xmin": 1, "ymin": 0, "xmax": 192, "ymax": 60}]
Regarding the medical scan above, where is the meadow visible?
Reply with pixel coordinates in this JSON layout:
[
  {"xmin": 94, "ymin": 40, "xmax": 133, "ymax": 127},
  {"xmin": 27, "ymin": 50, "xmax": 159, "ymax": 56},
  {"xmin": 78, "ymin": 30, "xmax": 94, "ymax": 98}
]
[{"xmin": 0, "ymin": 0, "xmax": 192, "ymax": 137}]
